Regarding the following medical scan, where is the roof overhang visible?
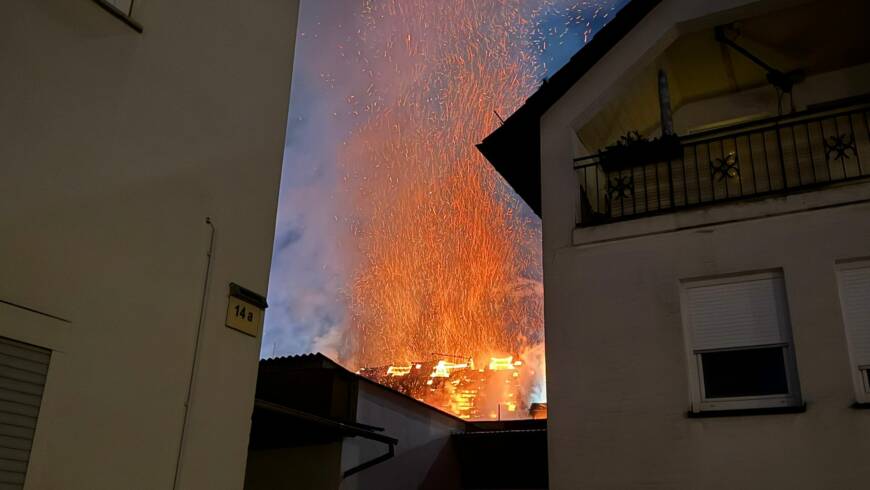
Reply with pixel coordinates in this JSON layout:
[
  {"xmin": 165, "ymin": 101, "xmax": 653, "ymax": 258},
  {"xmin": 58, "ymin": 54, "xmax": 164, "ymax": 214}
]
[
  {"xmin": 476, "ymin": 0, "xmax": 663, "ymax": 217},
  {"xmin": 577, "ymin": 0, "xmax": 870, "ymax": 152},
  {"xmin": 249, "ymin": 399, "xmax": 398, "ymax": 450}
]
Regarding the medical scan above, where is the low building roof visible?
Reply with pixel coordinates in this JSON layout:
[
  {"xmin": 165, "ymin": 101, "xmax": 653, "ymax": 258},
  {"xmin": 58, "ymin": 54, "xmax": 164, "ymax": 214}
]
[
  {"xmin": 257, "ymin": 352, "xmax": 468, "ymax": 424},
  {"xmin": 252, "ymin": 354, "xmax": 549, "ymax": 486}
]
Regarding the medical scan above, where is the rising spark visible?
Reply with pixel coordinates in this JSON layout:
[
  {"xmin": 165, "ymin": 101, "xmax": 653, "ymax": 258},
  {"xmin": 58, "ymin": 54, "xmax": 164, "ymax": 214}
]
[{"xmin": 327, "ymin": 0, "xmax": 623, "ymax": 418}]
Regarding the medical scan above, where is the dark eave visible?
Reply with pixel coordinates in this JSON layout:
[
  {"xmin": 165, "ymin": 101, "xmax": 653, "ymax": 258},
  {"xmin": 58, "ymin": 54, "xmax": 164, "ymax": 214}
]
[
  {"xmin": 476, "ymin": 0, "xmax": 662, "ymax": 217},
  {"xmin": 250, "ymin": 398, "xmax": 398, "ymax": 450},
  {"xmin": 259, "ymin": 352, "xmax": 468, "ymax": 424}
]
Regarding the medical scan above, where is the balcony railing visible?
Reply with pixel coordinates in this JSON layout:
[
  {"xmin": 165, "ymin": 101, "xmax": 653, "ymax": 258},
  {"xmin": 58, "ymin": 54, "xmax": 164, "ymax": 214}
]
[{"xmin": 574, "ymin": 103, "xmax": 870, "ymax": 226}]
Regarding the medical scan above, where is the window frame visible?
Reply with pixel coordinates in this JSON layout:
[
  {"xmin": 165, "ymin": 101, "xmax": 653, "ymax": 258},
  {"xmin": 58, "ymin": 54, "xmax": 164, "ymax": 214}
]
[
  {"xmin": 680, "ymin": 271, "xmax": 803, "ymax": 414},
  {"xmin": 92, "ymin": 0, "xmax": 143, "ymax": 33},
  {"xmin": 835, "ymin": 259, "xmax": 870, "ymax": 405}
]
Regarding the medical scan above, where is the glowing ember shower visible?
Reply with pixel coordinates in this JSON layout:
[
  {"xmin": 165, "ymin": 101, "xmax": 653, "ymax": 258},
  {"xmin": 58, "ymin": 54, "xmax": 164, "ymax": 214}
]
[
  {"xmin": 329, "ymin": 0, "xmax": 624, "ymax": 417},
  {"xmin": 359, "ymin": 355, "xmax": 528, "ymax": 420},
  {"xmin": 343, "ymin": 0, "xmax": 542, "ymax": 369}
]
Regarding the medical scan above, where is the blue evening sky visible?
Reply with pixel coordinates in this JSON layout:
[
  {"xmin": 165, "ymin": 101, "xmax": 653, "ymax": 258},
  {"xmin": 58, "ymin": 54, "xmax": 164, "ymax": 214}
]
[{"xmin": 262, "ymin": 0, "xmax": 630, "ymax": 360}]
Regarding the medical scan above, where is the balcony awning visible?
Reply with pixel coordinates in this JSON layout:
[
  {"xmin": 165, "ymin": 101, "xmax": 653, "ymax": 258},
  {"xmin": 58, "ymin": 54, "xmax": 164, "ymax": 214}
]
[{"xmin": 579, "ymin": 0, "xmax": 870, "ymax": 153}]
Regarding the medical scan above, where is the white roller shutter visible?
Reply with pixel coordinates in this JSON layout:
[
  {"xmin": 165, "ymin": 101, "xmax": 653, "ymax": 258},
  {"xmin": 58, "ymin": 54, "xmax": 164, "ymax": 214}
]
[
  {"xmin": 686, "ymin": 275, "xmax": 790, "ymax": 351},
  {"xmin": 838, "ymin": 264, "xmax": 870, "ymax": 368},
  {"xmin": 0, "ymin": 338, "xmax": 50, "ymax": 490}
]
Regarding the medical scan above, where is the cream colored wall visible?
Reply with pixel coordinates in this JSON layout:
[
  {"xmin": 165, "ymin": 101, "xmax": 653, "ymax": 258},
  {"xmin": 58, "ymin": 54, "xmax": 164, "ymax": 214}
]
[
  {"xmin": 540, "ymin": 0, "xmax": 870, "ymax": 488},
  {"xmin": 341, "ymin": 382, "xmax": 464, "ymax": 490},
  {"xmin": 548, "ymin": 198, "xmax": 870, "ymax": 489},
  {"xmin": 245, "ymin": 444, "xmax": 342, "ymax": 490},
  {"xmin": 0, "ymin": 0, "xmax": 298, "ymax": 489}
]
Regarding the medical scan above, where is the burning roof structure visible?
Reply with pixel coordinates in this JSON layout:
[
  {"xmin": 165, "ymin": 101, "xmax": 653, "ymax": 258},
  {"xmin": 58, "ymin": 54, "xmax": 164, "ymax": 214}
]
[{"xmin": 358, "ymin": 354, "xmax": 532, "ymax": 420}]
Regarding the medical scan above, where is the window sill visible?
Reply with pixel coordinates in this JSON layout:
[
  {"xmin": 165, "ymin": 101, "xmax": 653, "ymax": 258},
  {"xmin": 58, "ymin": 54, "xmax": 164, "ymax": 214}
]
[
  {"xmin": 92, "ymin": 0, "xmax": 143, "ymax": 33},
  {"xmin": 687, "ymin": 403, "xmax": 806, "ymax": 418}
]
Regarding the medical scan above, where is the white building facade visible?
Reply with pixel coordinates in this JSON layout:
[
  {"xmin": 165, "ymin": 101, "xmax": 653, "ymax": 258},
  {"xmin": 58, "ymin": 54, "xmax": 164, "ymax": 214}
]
[
  {"xmin": 480, "ymin": 0, "xmax": 870, "ymax": 488},
  {"xmin": 245, "ymin": 354, "xmax": 466, "ymax": 490},
  {"xmin": 340, "ymin": 378, "xmax": 466, "ymax": 490},
  {"xmin": 0, "ymin": 1, "xmax": 298, "ymax": 488}
]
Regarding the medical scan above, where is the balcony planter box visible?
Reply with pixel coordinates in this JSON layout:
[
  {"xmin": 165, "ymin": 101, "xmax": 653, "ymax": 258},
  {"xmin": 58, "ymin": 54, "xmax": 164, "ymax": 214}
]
[{"xmin": 598, "ymin": 133, "xmax": 682, "ymax": 172}]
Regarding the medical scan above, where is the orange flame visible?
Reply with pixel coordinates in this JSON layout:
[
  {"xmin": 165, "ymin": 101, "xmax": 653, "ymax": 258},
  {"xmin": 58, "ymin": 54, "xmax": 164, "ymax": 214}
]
[
  {"xmin": 342, "ymin": 0, "xmax": 543, "ymax": 378},
  {"xmin": 488, "ymin": 356, "xmax": 516, "ymax": 371},
  {"xmin": 386, "ymin": 365, "xmax": 412, "ymax": 376},
  {"xmin": 431, "ymin": 360, "xmax": 470, "ymax": 378},
  {"xmin": 330, "ymin": 0, "xmax": 606, "ymax": 419}
]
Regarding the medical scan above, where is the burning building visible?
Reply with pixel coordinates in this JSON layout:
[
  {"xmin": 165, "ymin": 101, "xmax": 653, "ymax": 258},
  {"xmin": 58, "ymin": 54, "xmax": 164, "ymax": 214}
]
[
  {"xmin": 332, "ymin": 0, "xmax": 550, "ymax": 417},
  {"xmin": 358, "ymin": 355, "xmax": 533, "ymax": 420}
]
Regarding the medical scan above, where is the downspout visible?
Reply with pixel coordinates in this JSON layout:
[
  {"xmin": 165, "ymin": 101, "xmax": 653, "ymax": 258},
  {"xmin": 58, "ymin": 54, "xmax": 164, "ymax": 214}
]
[
  {"xmin": 342, "ymin": 441, "xmax": 396, "ymax": 478},
  {"xmin": 173, "ymin": 217, "xmax": 216, "ymax": 490},
  {"xmin": 253, "ymin": 399, "xmax": 398, "ymax": 480}
]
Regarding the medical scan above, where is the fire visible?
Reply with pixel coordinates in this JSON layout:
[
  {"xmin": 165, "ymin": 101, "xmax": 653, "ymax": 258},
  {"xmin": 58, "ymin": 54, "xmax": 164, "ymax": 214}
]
[
  {"xmin": 337, "ymin": 0, "xmax": 545, "ymax": 420},
  {"xmin": 488, "ymin": 356, "xmax": 516, "ymax": 371},
  {"xmin": 431, "ymin": 360, "xmax": 470, "ymax": 378},
  {"xmin": 361, "ymin": 355, "xmax": 529, "ymax": 420},
  {"xmin": 386, "ymin": 365, "xmax": 412, "ymax": 377},
  {"xmin": 324, "ymin": 0, "xmax": 621, "ymax": 419}
]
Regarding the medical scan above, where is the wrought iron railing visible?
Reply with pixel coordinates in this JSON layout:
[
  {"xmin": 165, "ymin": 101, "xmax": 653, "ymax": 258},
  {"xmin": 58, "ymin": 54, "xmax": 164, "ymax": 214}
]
[{"xmin": 574, "ymin": 103, "xmax": 870, "ymax": 226}]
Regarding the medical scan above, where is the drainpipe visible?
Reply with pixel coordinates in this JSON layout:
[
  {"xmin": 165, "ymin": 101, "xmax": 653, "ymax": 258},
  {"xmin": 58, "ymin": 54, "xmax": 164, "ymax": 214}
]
[
  {"xmin": 254, "ymin": 400, "xmax": 397, "ymax": 479},
  {"xmin": 172, "ymin": 217, "xmax": 216, "ymax": 490},
  {"xmin": 343, "ymin": 443, "xmax": 396, "ymax": 478}
]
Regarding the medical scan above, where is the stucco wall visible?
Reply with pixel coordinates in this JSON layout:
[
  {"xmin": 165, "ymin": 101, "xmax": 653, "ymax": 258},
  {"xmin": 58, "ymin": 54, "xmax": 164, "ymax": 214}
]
[
  {"xmin": 547, "ymin": 195, "xmax": 870, "ymax": 489},
  {"xmin": 245, "ymin": 444, "xmax": 342, "ymax": 490},
  {"xmin": 341, "ymin": 381, "xmax": 464, "ymax": 490},
  {"xmin": 0, "ymin": 0, "xmax": 298, "ymax": 488},
  {"xmin": 538, "ymin": 0, "xmax": 870, "ymax": 488}
]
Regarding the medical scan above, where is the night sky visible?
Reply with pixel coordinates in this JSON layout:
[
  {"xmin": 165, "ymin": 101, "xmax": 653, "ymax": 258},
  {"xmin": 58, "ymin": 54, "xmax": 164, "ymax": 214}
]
[{"xmin": 263, "ymin": 0, "xmax": 630, "ymax": 360}]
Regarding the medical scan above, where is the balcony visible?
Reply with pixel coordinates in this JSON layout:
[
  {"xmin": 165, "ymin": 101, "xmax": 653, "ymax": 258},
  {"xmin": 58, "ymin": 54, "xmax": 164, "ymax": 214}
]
[{"xmin": 574, "ymin": 102, "xmax": 870, "ymax": 226}]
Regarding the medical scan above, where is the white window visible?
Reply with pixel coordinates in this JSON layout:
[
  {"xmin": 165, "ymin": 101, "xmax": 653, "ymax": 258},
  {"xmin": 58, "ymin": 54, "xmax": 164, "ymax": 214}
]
[
  {"xmin": 836, "ymin": 260, "xmax": 870, "ymax": 404},
  {"xmin": 681, "ymin": 271, "xmax": 802, "ymax": 413}
]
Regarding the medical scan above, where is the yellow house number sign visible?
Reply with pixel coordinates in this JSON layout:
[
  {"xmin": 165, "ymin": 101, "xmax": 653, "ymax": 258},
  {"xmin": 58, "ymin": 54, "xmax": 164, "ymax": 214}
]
[{"xmin": 226, "ymin": 283, "xmax": 267, "ymax": 337}]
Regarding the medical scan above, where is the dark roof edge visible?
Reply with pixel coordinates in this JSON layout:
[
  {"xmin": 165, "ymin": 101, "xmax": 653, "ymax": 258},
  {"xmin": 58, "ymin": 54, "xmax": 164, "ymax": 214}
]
[
  {"xmin": 260, "ymin": 353, "xmax": 469, "ymax": 424},
  {"xmin": 254, "ymin": 398, "xmax": 399, "ymax": 445},
  {"xmin": 477, "ymin": 0, "xmax": 663, "ymax": 216},
  {"xmin": 508, "ymin": 0, "xmax": 662, "ymax": 124}
]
